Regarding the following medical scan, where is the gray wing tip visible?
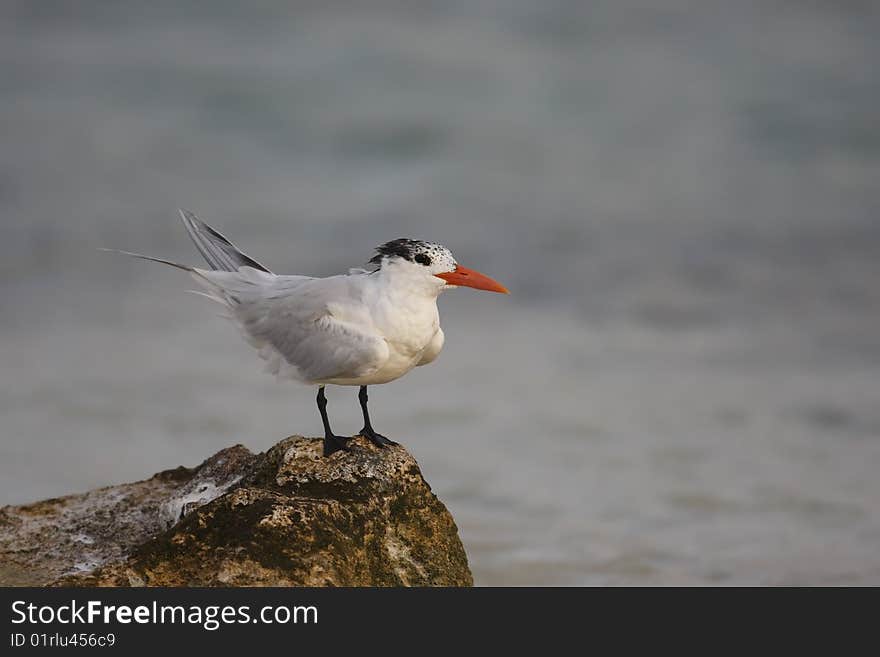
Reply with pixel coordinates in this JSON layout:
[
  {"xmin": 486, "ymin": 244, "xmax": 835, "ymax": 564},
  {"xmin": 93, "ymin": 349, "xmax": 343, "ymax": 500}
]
[
  {"xmin": 179, "ymin": 208, "xmax": 223, "ymax": 244},
  {"xmin": 179, "ymin": 208, "xmax": 196, "ymax": 229},
  {"xmin": 176, "ymin": 208, "xmax": 273, "ymax": 274},
  {"xmin": 178, "ymin": 208, "xmax": 201, "ymax": 232}
]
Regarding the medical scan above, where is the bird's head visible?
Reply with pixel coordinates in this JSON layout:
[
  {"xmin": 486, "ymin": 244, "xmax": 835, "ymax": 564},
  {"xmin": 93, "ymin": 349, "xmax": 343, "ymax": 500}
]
[{"xmin": 369, "ymin": 239, "xmax": 509, "ymax": 295}]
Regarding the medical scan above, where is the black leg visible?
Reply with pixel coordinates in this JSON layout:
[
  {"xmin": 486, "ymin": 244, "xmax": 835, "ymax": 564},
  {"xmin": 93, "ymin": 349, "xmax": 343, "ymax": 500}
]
[
  {"xmin": 317, "ymin": 387, "xmax": 349, "ymax": 456},
  {"xmin": 358, "ymin": 386, "xmax": 398, "ymax": 448}
]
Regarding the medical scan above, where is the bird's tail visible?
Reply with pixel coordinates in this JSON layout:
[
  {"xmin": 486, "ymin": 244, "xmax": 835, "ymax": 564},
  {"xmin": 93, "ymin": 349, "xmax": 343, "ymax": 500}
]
[
  {"xmin": 101, "ymin": 246, "xmax": 254, "ymax": 315},
  {"xmin": 102, "ymin": 209, "xmax": 275, "ymax": 307},
  {"xmin": 97, "ymin": 248, "xmax": 193, "ymax": 272},
  {"xmin": 178, "ymin": 209, "xmax": 272, "ymax": 274}
]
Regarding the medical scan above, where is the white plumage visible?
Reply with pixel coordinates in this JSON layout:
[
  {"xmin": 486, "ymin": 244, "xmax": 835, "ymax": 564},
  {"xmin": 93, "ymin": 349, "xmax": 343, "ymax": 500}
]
[{"xmin": 194, "ymin": 264, "xmax": 444, "ymax": 386}]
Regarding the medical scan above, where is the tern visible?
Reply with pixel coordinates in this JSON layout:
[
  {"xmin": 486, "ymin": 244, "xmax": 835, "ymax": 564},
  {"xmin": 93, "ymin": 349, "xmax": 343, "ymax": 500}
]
[{"xmin": 109, "ymin": 210, "xmax": 508, "ymax": 456}]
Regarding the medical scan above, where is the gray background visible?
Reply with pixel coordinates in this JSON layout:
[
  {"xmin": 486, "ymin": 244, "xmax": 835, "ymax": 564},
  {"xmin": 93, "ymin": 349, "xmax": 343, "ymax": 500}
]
[{"xmin": 2, "ymin": 1, "xmax": 879, "ymax": 584}]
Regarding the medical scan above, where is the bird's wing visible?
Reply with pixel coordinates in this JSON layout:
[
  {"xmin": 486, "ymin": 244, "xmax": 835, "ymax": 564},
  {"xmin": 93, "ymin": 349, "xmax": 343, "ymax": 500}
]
[
  {"xmin": 179, "ymin": 209, "xmax": 273, "ymax": 274},
  {"xmin": 197, "ymin": 270, "xmax": 389, "ymax": 383}
]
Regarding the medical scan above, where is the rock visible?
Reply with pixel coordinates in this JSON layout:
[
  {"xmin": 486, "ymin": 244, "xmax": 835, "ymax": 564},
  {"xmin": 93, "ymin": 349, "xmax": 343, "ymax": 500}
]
[{"xmin": 0, "ymin": 436, "xmax": 472, "ymax": 587}]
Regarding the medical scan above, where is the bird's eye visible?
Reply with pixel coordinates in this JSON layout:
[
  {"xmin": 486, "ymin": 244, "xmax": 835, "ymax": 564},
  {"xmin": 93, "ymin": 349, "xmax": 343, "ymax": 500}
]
[{"xmin": 414, "ymin": 253, "xmax": 432, "ymax": 266}]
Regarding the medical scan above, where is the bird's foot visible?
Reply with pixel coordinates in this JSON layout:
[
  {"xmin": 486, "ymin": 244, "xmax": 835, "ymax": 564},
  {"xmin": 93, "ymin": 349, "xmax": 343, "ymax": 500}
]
[
  {"xmin": 357, "ymin": 426, "xmax": 398, "ymax": 448},
  {"xmin": 323, "ymin": 433, "xmax": 351, "ymax": 457}
]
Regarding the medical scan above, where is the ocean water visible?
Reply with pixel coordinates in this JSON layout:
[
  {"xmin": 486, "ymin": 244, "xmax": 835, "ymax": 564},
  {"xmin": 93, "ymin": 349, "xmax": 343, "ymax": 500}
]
[{"xmin": 1, "ymin": 1, "xmax": 879, "ymax": 585}]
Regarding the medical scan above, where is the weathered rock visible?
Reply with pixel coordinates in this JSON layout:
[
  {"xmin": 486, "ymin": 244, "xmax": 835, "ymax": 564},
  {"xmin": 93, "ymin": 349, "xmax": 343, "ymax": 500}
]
[{"xmin": 0, "ymin": 436, "xmax": 472, "ymax": 587}]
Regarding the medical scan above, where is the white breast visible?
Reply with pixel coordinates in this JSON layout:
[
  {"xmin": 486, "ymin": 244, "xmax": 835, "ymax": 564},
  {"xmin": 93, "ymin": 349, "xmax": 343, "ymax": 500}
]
[
  {"xmin": 357, "ymin": 283, "xmax": 442, "ymax": 385},
  {"xmin": 417, "ymin": 327, "xmax": 445, "ymax": 366}
]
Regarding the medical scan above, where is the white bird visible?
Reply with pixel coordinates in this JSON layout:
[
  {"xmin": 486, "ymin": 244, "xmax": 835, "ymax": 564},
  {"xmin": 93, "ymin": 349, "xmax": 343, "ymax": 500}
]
[{"xmin": 109, "ymin": 210, "xmax": 508, "ymax": 456}]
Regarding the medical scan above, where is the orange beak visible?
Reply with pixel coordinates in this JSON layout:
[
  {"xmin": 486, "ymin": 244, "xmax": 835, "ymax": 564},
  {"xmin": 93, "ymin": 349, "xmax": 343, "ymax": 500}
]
[{"xmin": 435, "ymin": 264, "xmax": 509, "ymax": 294}]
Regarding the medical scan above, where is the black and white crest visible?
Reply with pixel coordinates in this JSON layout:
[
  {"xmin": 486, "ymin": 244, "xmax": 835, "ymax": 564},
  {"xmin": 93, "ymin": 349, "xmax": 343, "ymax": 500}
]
[
  {"xmin": 369, "ymin": 239, "xmax": 426, "ymax": 264},
  {"xmin": 369, "ymin": 239, "xmax": 456, "ymax": 273}
]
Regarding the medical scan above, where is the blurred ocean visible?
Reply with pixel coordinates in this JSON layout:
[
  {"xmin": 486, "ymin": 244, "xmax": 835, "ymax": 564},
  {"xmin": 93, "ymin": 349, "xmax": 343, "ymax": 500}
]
[{"xmin": 1, "ymin": 1, "xmax": 879, "ymax": 584}]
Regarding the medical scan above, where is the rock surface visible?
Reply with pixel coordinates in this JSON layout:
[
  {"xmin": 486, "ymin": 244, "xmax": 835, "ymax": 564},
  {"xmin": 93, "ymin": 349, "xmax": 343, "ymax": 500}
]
[{"xmin": 0, "ymin": 436, "xmax": 472, "ymax": 586}]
